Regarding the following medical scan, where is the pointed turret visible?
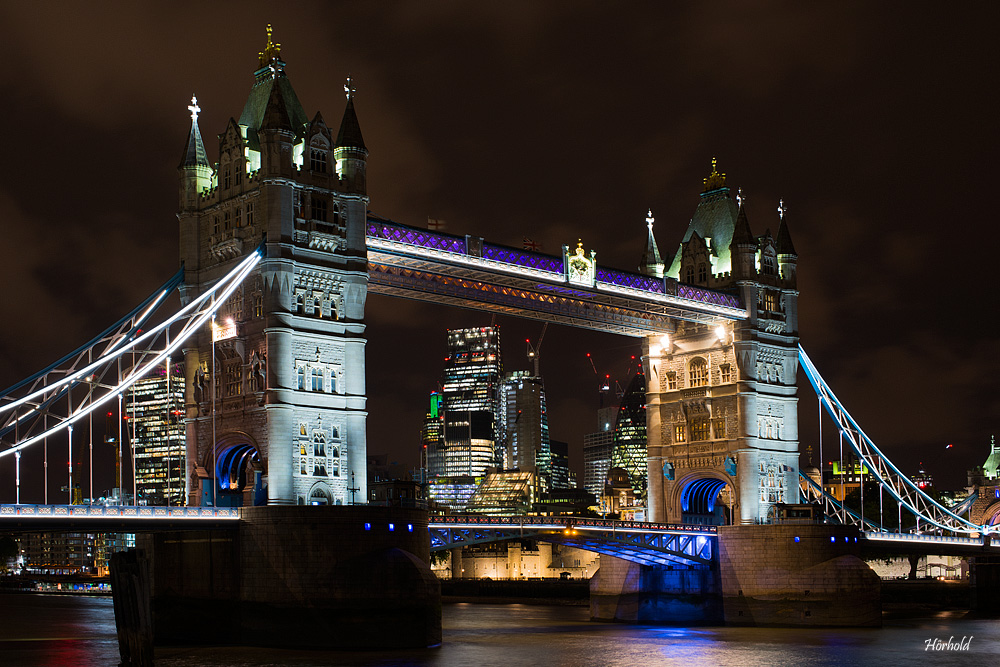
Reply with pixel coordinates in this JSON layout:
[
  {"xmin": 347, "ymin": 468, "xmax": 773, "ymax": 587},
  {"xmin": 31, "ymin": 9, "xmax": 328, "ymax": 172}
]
[
  {"xmin": 336, "ymin": 93, "xmax": 366, "ymax": 151},
  {"xmin": 731, "ymin": 194, "xmax": 757, "ymax": 280},
  {"xmin": 775, "ymin": 199, "xmax": 797, "ymax": 285},
  {"xmin": 178, "ymin": 95, "xmax": 213, "ymax": 211},
  {"xmin": 639, "ymin": 210, "xmax": 665, "ymax": 278},
  {"xmin": 335, "ymin": 77, "xmax": 368, "ymax": 197}
]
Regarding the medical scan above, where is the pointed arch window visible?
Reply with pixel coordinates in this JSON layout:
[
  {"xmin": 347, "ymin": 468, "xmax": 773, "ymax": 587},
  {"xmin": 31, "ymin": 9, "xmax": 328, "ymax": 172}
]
[
  {"xmin": 689, "ymin": 358, "xmax": 708, "ymax": 388},
  {"xmin": 311, "ymin": 367, "xmax": 324, "ymax": 392},
  {"xmin": 685, "ymin": 266, "xmax": 695, "ymax": 283},
  {"xmin": 698, "ymin": 264, "xmax": 707, "ymax": 283},
  {"xmin": 310, "ymin": 148, "xmax": 327, "ymax": 173}
]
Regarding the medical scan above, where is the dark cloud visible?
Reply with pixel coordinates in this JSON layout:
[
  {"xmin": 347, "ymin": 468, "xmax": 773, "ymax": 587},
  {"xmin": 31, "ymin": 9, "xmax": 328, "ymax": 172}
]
[{"xmin": 1, "ymin": 2, "xmax": 998, "ymax": 499}]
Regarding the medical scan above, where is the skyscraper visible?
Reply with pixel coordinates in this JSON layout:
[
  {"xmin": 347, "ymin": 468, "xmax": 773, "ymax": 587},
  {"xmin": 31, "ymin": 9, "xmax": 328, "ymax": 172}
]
[
  {"xmin": 610, "ymin": 370, "xmax": 647, "ymax": 501},
  {"xmin": 128, "ymin": 362, "xmax": 185, "ymax": 505},
  {"xmin": 420, "ymin": 391, "xmax": 444, "ymax": 483},
  {"xmin": 583, "ymin": 406, "xmax": 617, "ymax": 498},
  {"xmin": 502, "ymin": 370, "xmax": 550, "ymax": 488},
  {"xmin": 431, "ymin": 327, "xmax": 503, "ymax": 479}
]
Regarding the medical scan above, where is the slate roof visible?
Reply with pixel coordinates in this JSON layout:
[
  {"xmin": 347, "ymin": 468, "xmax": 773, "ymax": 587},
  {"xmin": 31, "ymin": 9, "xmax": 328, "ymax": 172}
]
[
  {"xmin": 179, "ymin": 118, "xmax": 209, "ymax": 169},
  {"xmin": 238, "ymin": 65, "xmax": 309, "ymax": 151},
  {"xmin": 666, "ymin": 187, "xmax": 738, "ymax": 279},
  {"xmin": 336, "ymin": 96, "xmax": 366, "ymax": 151}
]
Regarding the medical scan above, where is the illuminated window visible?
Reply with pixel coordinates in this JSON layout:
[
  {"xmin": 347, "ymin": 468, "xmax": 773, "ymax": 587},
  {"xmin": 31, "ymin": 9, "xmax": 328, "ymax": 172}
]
[
  {"xmin": 252, "ymin": 291, "xmax": 263, "ymax": 318},
  {"xmin": 689, "ymin": 358, "xmax": 708, "ymax": 387},
  {"xmin": 311, "ymin": 367, "xmax": 323, "ymax": 392},
  {"xmin": 674, "ymin": 424, "xmax": 685, "ymax": 443},
  {"xmin": 720, "ymin": 364, "xmax": 732, "ymax": 383},
  {"xmin": 666, "ymin": 372, "xmax": 677, "ymax": 390},
  {"xmin": 225, "ymin": 361, "xmax": 242, "ymax": 397},
  {"xmin": 764, "ymin": 291, "xmax": 779, "ymax": 312},
  {"xmin": 311, "ymin": 198, "xmax": 327, "ymax": 222},
  {"xmin": 310, "ymin": 149, "xmax": 327, "ymax": 173},
  {"xmin": 690, "ymin": 418, "xmax": 710, "ymax": 441}
]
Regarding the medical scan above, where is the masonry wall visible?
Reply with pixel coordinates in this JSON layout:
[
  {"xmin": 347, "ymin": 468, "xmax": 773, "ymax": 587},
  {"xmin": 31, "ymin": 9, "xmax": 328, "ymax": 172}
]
[
  {"xmin": 589, "ymin": 555, "xmax": 723, "ymax": 624},
  {"xmin": 143, "ymin": 506, "xmax": 440, "ymax": 649},
  {"xmin": 718, "ymin": 524, "xmax": 881, "ymax": 626}
]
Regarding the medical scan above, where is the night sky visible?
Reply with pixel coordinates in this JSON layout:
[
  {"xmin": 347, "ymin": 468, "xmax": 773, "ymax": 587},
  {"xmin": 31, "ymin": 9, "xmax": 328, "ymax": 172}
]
[{"xmin": 1, "ymin": 2, "xmax": 998, "ymax": 501}]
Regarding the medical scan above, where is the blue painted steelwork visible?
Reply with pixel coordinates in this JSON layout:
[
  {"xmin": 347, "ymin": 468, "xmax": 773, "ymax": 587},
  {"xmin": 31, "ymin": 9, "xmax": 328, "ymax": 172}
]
[
  {"xmin": 799, "ymin": 345, "xmax": 994, "ymax": 535},
  {"xmin": 428, "ymin": 515, "xmax": 715, "ymax": 567}
]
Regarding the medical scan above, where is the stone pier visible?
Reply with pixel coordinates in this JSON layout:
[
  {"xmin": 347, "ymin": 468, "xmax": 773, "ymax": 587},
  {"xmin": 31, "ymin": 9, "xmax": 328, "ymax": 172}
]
[
  {"xmin": 590, "ymin": 555, "xmax": 723, "ymax": 624},
  {"xmin": 718, "ymin": 524, "xmax": 881, "ymax": 626},
  {"xmin": 140, "ymin": 506, "xmax": 440, "ymax": 649}
]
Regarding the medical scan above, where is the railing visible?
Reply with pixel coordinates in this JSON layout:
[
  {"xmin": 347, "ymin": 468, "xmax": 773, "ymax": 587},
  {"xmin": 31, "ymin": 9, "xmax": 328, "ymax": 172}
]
[
  {"xmin": 0, "ymin": 504, "xmax": 240, "ymax": 520},
  {"xmin": 430, "ymin": 514, "xmax": 717, "ymax": 534}
]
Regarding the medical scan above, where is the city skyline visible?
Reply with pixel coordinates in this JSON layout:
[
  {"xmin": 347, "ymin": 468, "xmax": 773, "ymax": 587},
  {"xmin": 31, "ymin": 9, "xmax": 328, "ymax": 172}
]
[{"xmin": 0, "ymin": 4, "xmax": 998, "ymax": 497}]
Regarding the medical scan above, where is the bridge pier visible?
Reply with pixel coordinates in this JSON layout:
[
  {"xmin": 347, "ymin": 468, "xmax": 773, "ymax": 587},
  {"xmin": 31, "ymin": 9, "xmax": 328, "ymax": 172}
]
[
  {"xmin": 718, "ymin": 524, "xmax": 881, "ymax": 626},
  {"xmin": 590, "ymin": 555, "xmax": 723, "ymax": 624},
  {"xmin": 139, "ymin": 506, "xmax": 440, "ymax": 650},
  {"xmin": 969, "ymin": 553, "xmax": 1000, "ymax": 613}
]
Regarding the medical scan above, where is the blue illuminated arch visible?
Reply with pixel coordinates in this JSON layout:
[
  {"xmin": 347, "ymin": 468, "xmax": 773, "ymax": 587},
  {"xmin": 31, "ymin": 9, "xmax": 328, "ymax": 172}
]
[{"xmin": 680, "ymin": 478, "xmax": 728, "ymax": 515}]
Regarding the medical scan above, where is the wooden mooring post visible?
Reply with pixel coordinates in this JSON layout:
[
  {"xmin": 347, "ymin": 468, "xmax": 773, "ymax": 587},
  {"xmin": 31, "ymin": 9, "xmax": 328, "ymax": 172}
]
[{"xmin": 110, "ymin": 548, "xmax": 154, "ymax": 667}]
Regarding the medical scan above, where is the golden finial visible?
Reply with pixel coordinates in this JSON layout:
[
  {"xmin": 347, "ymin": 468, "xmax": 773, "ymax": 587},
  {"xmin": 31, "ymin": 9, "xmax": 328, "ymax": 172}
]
[
  {"xmin": 702, "ymin": 156, "xmax": 727, "ymax": 192},
  {"xmin": 258, "ymin": 23, "xmax": 282, "ymax": 68}
]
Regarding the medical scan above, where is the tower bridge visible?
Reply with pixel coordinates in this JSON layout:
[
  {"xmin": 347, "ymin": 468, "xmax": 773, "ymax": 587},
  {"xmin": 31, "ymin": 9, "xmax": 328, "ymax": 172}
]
[{"xmin": 2, "ymin": 26, "xmax": 1000, "ymax": 641}]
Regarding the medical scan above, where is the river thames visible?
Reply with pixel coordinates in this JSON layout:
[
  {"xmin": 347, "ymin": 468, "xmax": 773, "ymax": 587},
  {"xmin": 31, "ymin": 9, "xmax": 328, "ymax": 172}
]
[{"xmin": 0, "ymin": 595, "xmax": 995, "ymax": 666}]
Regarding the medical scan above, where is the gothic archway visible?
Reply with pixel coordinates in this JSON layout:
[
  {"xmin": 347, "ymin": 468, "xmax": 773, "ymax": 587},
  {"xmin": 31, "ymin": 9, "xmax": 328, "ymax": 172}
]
[
  {"xmin": 674, "ymin": 473, "xmax": 735, "ymax": 526},
  {"xmin": 207, "ymin": 431, "xmax": 265, "ymax": 507}
]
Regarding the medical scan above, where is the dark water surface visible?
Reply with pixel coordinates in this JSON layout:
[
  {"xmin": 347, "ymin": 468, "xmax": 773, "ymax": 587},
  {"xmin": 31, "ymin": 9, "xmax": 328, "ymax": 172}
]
[{"xmin": 0, "ymin": 595, "xmax": 996, "ymax": 666}]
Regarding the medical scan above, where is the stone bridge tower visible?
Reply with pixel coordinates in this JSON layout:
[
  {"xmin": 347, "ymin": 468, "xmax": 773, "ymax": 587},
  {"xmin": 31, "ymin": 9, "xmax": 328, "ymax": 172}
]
[
  {"xmin": 644, "ymin": 161, "xmax": 800, "ymax": 524},
  {"xmin": 177, "ymin": 26, "xmax": 368, "ymax": 507}
]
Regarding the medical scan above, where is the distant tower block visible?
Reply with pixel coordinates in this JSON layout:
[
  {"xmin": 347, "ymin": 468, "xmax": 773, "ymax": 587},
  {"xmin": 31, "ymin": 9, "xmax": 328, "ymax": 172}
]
[
  {"xmin": 177, "ymin": 25, "xmax": 369, "ymax": 507},
  {"xmin": 646, "ymin": 160, "xmax": 800, "ymax": 524}
]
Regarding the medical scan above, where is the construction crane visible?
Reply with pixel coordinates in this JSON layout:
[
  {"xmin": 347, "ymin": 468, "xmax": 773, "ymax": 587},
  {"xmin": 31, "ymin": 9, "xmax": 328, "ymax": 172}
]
[{"xmin": 526, "ymin": 323, "xmax": 547, "ymax": 377}]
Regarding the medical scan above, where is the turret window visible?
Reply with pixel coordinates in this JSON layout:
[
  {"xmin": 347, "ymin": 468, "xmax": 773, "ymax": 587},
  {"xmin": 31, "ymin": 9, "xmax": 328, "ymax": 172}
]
[
  {"xmin": 762, "ymin": 254, "xmax": 776, "ymax": 275},
  {"xmin": 674, "ymin": 425, "xmax": 685, "ymax": 443},
  {"xmin": 764, "ymin": 291, "xmax": 779, "ymax": 313}
]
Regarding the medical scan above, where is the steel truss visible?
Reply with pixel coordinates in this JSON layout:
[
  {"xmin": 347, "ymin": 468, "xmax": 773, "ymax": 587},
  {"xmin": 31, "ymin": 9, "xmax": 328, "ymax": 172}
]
[
  {"xmin": 799, "ymin": 345, "xmax": 993, "ymax": 535},
  {"xmin": 429, "ymin": 516, "xmax": 715, "ymax": 567},
  {"xmin": 0, "ymin": 248, "xmax": 263, "ymax": 460}
]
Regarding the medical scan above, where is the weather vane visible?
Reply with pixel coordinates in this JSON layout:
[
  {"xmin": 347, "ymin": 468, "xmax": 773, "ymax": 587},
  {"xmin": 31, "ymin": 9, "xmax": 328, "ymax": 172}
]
[
  {"xmin": 344, "ymin": 76, "xmax": 356, "ymax": 100},
  {"xmin": 187, "ymin": 95, "xmax": 201, "ymax": 123},
  {"xmin": 778, "ymin": 198, "xmax": 787, "ymax": 220},
  {"xmin": 645, "ymin": 209, "xmax": 655, "ymax": 231}
]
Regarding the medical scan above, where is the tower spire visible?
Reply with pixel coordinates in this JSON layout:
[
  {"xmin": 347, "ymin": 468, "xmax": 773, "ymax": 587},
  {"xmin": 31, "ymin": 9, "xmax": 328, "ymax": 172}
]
[
  {"xmin": 179, "ymin": 94, "xmax": 209, "ymax": 168},
  {"xmin": 258, "ymin": 23, "xmax": 282, "ymax": 68},
  {"xmin": 702, "ymin": 157, "xmax": 727, "ymax": 192},
  {"xmin": 639, "ymin": 209, "xmax": 664, "ymax": 278}
]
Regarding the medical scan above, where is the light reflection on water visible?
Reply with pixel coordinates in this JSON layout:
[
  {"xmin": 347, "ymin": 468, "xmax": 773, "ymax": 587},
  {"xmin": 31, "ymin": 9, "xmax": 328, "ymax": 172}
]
[{"xmin": 0, "ymin": 596, "xmax": 996, "ymax": 667}]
